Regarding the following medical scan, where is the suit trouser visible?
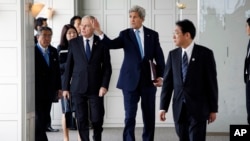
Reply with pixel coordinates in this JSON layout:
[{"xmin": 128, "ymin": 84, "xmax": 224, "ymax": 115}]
[
  {"xmin": 46, "ymin": 104, "xmax": 52, "ymax": 128},
  {"xmin": 175, "ymin": 103, "xmax": 207, "ymax": 141},
  {"xmin": 122, "ymin": 86, "xmax": 156, "ymax": 141},
  {"xmin": 246, "ymin": 82, "xmax": 250, "ymax": 124},
  {"xmin": 72, "ymin": 93, "xmax": 104, "ymax": 141},
  {"xmin": 35, "ymin": 101, "xmax": 52, "ymax": 141}
]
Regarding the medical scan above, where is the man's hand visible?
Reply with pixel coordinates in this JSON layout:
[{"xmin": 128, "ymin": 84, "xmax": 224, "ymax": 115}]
[
  {"xmin": 92, "ymin": 18, "xmax": 103, "ymax": 35},
  {"xmin": 208, "ymin": 112, "xmax": 216, "ymax": 124},
  {"xmin": 57, "ymin": 90, "xmax": 63, "ymax": 99},
  {"xmin": 62, "ymin": 91, "xmax": 70, "ymax": 99},
  {"xmin": 153, "ymin": 77, "xmax": 163, "ymax": 87},
  {"xmin": 99, "ymin": 87, "xmax": 108, "ymax": 97},
  {"xmin": 159, "ymin": 110, "xmax": 166, "ymax": 121}
]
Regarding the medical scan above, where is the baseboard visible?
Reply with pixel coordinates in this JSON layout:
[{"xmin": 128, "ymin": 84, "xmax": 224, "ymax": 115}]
[{"xmin": 207, "ymin": 132, "xmax": 229, "ymax": 136}]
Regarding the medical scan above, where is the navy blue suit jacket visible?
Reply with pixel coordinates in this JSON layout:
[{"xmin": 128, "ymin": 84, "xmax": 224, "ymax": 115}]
[
  {"xmin": 102, "ymin": 26, "xmax": 165, "ymax": 91},
  {"xmin": 160, "ymin": 44, "xmax": 218, "ymax": 122},
  {"xmin": 62, "ymin": 35, "xmax": 112, "ymax": 95}
]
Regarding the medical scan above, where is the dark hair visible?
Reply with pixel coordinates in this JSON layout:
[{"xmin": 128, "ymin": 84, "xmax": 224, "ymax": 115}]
[
  {"xmin": 37, "ymin": 26, "xmax": 52, "ymax": 36},
  {"xmin": 58, "ymin": 24, "xmax": 77, "ymax": 49},
  {"xmin": 70, "ymin": 16, "xmax": 82, "ymax": 25},
  {"xmin": 176, "ymin": 19, "xmax": 196, "ymax": 39},
  {"xmin": 247, "ymin": 17, "xmax": 250, "ymax": 26},
  {"xmin": 34, "ymin": 17, "xmax": 47, "ymax": 31}
]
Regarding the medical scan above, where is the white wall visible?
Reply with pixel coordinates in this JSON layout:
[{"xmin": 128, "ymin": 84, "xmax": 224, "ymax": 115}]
[{"xmin": 198, "ymin": 0, "xmax": 250, "ymax": 132}]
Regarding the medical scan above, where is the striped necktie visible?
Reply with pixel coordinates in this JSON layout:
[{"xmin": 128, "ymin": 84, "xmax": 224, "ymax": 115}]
[{"xmin": 182, "ymin": 51, "xmax": 188, "ymax": 82}]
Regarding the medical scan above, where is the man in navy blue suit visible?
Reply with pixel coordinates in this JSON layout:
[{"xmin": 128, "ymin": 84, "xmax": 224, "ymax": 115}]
[
  {"xmin": 159, "ymin": 19, "xmax": 218, "ymax": 141},
  {"xmin": 94, "ymin": 5, "xmax": 165, "ymax": 141},
  {"xmin": 62, "ymin": 15, "xmax": 112, "ymax": 141}
]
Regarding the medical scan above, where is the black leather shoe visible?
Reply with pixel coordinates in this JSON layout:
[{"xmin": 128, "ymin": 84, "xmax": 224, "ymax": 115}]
[{"xmin": 46, "ymin": 126, "xmax": 59, "ymax": 132}]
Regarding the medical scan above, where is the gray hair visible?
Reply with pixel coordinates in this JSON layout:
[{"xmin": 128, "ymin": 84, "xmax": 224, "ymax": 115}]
[
  {"xmin": 82, "ymin": 15, "xmax": 95, "ymax": 21},
  {"xmin": 129, "ymin": 5, "xmax": 146, "ymax": 20}
]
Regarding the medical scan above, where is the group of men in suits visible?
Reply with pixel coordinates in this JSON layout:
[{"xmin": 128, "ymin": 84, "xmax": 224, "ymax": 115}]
[
  {"xmin": 35, "ymin": 5, "xmax": 219, "ymax": 141},
  {"xmin": 93, "ymin": 5, "xmax": 218, "ymax": 141}
]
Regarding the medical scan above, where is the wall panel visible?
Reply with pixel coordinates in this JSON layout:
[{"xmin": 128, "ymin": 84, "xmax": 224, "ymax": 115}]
[
  {"xmin": 0, "ymin": 121, "xmax": 18, "ymax": 141},
  {"xmin": 0, "ymin": 85, "xmax": 18, "ymax": 114},
  {"xmin": 0, "ymin": 11, "xmax": 17, "ymax": 41}
]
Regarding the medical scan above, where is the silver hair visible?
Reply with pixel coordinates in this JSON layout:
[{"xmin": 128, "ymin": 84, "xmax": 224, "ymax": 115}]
[
  {"xmin": 129, "ymin": 5, "xmax": 146, "ymax": 20},
  {"xmin": 82, "ymin": 15, "xmax": 95, "ymax": 20}
]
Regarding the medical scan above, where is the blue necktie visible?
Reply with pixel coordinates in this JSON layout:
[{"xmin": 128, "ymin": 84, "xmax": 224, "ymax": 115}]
[
  {"xmin": 182, "ymin": 51, "xmax": 188, "ymax": 82},
  {"xmin": 44, "ymin": 48, "xmax": 49, "ymax": 66},
  {"xmin": 86, "ymin": 39, "xmax": 91, "ymax": 60},
  {"xmin": 135, "ymin": 30, "xmax": 143, "ymax": 58}
]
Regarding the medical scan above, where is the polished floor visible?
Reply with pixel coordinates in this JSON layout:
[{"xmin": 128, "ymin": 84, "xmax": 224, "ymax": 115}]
[{"xmin": 47, "ymin": 126, "xmax": 229, "ymax": 141}]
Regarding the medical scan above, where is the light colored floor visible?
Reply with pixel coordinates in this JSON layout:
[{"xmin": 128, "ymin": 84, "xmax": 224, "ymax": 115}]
[{"xmin": 47, "ymin": 127, "xmax": 229, "ymax": 141}]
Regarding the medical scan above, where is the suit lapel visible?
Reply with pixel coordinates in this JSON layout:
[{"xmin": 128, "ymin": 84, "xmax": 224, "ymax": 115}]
[
  {"xmin": 176, "ymin": 49, "xmax": 183, "ymax": 83},
  {"xmin": 35, "ymin": 45, "xmax": 50, "ymax": 68},
  {"xmin": 90, "ymin": 35, "xmax": 99, "ymax": 58},
  {"xmin": 77, "ymin": 36, "xmax": 88, "ymax": 62},
  {"xmin": 185, "ymin": 44, "xmax": 198, "ymax": 82},
  {"xmin": 143, "ymin": 27, "xmax": 150, "ymax": 57}
]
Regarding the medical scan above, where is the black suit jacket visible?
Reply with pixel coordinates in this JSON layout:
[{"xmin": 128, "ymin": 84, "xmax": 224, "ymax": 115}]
[
  {"xmin": 160, "ymin": 44, "xmax": 218, "ymax": 122},
  {"xmin": 62, "ymin": 35, "xmax": 112, "ymax": 95},
  {"xmin": 102, "ymin": 26, "xmax": 165, "ymax": 91},
  {"xmin": 35, "ymin": 45, "xmax": 61, "ymax": 104}
]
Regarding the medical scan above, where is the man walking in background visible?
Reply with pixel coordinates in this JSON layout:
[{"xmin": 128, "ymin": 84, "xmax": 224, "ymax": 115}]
[{"xmin": 35, "ymin": 26, "xmax": 62, "ymax": 141}]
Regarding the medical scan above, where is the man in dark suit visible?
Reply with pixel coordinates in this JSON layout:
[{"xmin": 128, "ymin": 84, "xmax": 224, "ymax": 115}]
[
  {"xmin": 244, "ymin": 17, "xmax": 250, "ymax": 125},
  {"xmin": 159, "ymin": 19, "xmax": 218, "ymax": 141},
  {"xmin": 62, "ymin": 15, "xmax": 112, "ymax": 141},
  {"xmin": 35, "ymin": 26, "xmax": 62, "ymax": 141},
  {"xmin": 94, "ymin": 5, "xmax": 165, "ymax": 141}
]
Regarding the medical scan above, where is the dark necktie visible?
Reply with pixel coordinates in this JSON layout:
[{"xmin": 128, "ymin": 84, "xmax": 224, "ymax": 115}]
[
  {"xmin": 44, "ymin": 48, "xmax": 49, "ymax": 66},
  {"xmin": 86, "ymin": 39, "xmax": 91, "ymax": 60},
  {"xmin": 135, "ymin": 30, "xmax": 143, "ymax": 58},
  {"xmin": 182, "ymin": 51, "xmax": 188, "ymax": 82}
]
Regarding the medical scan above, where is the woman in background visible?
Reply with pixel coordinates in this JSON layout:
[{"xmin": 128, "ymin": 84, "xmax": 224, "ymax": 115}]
[{"xmin": 57, "ymin": 24, "xmax": 81, "ymax": 141}]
